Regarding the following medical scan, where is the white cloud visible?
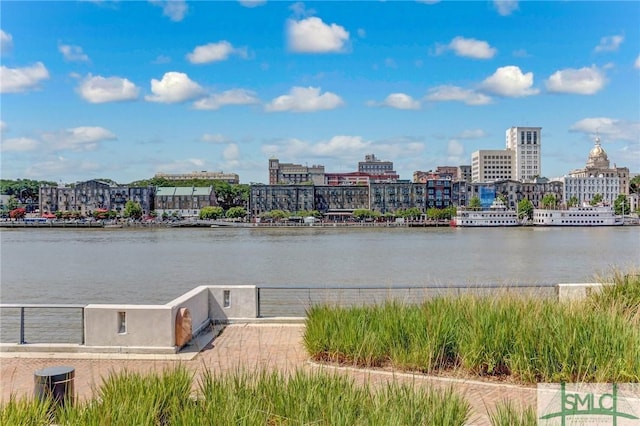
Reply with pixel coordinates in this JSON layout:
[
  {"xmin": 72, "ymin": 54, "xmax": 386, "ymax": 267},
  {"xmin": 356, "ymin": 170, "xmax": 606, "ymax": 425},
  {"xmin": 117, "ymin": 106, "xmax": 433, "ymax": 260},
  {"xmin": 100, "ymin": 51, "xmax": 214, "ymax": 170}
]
[
  {"xmin": 223, "ymin": 144, "xmax": 240, "ymax": 161},
  {"xmin": 447, "ymin": 139, "xmax": 464, "ymax": 159},
  {"xmin": 262, "ymin": 135, "xmax": 424, "ymax": 166},
  {"xmin": 481, "ymin": 66, "xmax": 539, "ymax": 97},
  {"xmin": 59, "ymin": 44, "xmax": 90, "ymax": 62},
  {"xmin": 193, "ymin": 89, "xmax": 259, "ymax": 110},
  {"xmin": 594, "ymin": 34, "xmax": 624, "ymax": 53},
  {"xmin": 265, "ymin": 86, "xmax": 344, "ymax": 112},
  {"xmin": 145, "ymin": 72, "xmax": 204, "ymax": 103},
  {"xmin": 448, "ymin": 36, "xmax": 497, "ymax": 59},
  {"xmin": 156, "ymin": 158, "xmax": 207, "ymax": 173},
  {"xmin": 1, "ymin": 137, "xmax": 39, "ymax": 152},
  {"xmin": 0, "ymin": 62, "xmax": 49, "ymax": 93},
  {"xmin": 371, "ymin": 93, "xmax": 421, "ymax": 110},
  {"xmin": 311, "ymin": 135, "xmax": 369, "ymax": 157},
  {"xmin": 569, "ymin": 117, "xmax": 640, "ymax": 143},
  {"xmin": 425, "ymin": 85, "xmax": 492, "ymax": 105},
  {"xmin": 238, "ymin": 0, "xmax": 266, "ymax": 7},
  {"xmin": 457, "ymin": 129, "xmax": 487, "ymax": 139},
  {"xmin": 287, "ymin": 17, "xmax": 349, "ymax": 53},
  {"xmin": 1, "ymin": 29, "xmax": 13, "ymax": 54},
  {"xmin": 26, "ymin": 157, "xmax": 100, "ymax": 179},
  {"xmin": 186, "ymin": 41, "xmax": 248, "ymax": 64},
  {"xmin": 545, "ymin": 65, "xmax": 606, "ymax": 95},
  {"xmin": 41, "ymin": 126, "xmax": 117, "ymax": 152},
  {"xmin": 201, "ymin": 133, "xmax": 231, "ymax": 144},
  {"xmin": 78, "ymin": 75, "xmax": 139, "ymax": 103},
  {"xmin": 0, "ymin": 120, "xmax": 6, "ymax": 133},
  {"xmin": 149, "ymin": 0, "xmax": 188, "ymax": 22},
  {"xmin": 636, "ymin": 55, "xmax": 640, "ymax": 69},
  {"xmin": 493, "ymin": 0, "xmax": 519, "ymax": 16}
]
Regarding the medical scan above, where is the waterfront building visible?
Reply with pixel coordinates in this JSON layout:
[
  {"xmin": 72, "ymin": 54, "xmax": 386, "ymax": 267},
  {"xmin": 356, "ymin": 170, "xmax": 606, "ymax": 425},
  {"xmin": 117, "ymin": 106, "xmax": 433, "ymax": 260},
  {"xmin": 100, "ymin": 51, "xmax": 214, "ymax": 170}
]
[
  {"xmin": 314, "ymin": 185, "xmax": 370, "ymax": 215},
  {"xmin": 155, "ymin": 186, "xmax": 216, "ymax": 218},
  {"xmin": 562, "ymin": 176, "xmax": 620, "ymax": 207},
  {"xmin": 154, "ymin": 171, "xmax": 239, "ymax": 184},
  {"xmin": 463, "ymin": 180, "xmax": 563, "ymax": 209},
  {"xmin": 471, "ymin": 150, "xmax": 514, "ymax": 183},
  {"xmin": 567, "ymin": 135, "xmax": 630, "ymax": 196},
  {"xmin": 39, "ymin": 180, "xmax": 154, "ymax": 216},
  {"xmin": 249, "ymin": 184, "xmax": 316, "ymax": 217},
  {"xmin": 324, "ymin": 172, "xmax": 372, "ymax": 186},
  {"xmin": 268, "ymin": 158, "xmax": 325, "ymax": 185},
  {"xmin": 458, "ymin": 165, "xmax": 472, "ymax": 182},
  {"xmin": 506, "ymin": 126, "xmax": 542, "ymax": 181},
  {"xmin": 358, "ymin": 154, "xmax": 395, "ymax": 175}
]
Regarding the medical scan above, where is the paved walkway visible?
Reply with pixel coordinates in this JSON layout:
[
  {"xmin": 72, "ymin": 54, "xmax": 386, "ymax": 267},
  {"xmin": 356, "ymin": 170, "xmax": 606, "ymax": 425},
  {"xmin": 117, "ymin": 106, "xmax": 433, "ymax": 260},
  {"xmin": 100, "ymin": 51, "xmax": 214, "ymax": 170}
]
[{"xmin": 0, "ymin": 324, "xmax": 536, "ymax": 425}]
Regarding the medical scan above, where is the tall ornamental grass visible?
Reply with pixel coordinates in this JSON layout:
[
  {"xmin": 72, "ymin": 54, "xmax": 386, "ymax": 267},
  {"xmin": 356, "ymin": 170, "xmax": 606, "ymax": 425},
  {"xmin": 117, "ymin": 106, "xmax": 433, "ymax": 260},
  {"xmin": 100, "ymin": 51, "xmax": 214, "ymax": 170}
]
[
  {"xmin": 0, "ymin": 395, "xmax": 52, "ymax": 426},
  {"xmin": 304, "ymin": 286, "xmax": 640, "ymax": 384},
  {"xmin": 2, "ymin": 367, "xmax": 471, "ymax": 425},
  {"xmin": 488, "ymin": 400, "xmax": 536, "ymax": 426}
]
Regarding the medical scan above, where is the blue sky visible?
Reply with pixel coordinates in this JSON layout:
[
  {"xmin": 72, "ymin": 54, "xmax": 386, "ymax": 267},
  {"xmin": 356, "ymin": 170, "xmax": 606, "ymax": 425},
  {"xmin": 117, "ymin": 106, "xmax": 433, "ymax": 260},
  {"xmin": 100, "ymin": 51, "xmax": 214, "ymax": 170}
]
[{"xmin": 1, "ymin": 0, "xmax": 639, "ymax": 184}]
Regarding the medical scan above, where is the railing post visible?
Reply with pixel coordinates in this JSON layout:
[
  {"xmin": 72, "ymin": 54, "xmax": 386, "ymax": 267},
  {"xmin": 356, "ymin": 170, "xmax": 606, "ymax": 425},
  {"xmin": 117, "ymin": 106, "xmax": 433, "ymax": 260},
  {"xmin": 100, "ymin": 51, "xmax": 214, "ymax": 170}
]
[
  {"xmin": 19, "ymin": 307, "xmax": 25, "ymax": 344},
  {"xmin": 80, "ymin": 307, "xmax": 85, "ymax": 345}
]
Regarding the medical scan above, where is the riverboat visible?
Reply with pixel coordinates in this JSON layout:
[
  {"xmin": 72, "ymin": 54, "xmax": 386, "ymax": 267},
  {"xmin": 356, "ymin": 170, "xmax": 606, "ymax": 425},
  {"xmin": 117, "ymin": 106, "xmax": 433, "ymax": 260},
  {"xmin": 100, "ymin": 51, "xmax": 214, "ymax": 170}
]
[
  {"xmin": 532, "ymin": 205, "xmax": 623, "ymax": 226},
  {"xmin": 452, "ymin": 199, "xmax": 520, "ymax": 227}
]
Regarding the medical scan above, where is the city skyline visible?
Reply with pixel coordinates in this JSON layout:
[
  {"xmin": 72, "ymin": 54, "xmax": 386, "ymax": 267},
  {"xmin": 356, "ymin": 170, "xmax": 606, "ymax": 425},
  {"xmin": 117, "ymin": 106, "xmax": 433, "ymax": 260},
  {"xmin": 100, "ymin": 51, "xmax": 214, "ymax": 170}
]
[{"xmin": 1, "ymin": 0, "xmax": 639, "ymax": 185}]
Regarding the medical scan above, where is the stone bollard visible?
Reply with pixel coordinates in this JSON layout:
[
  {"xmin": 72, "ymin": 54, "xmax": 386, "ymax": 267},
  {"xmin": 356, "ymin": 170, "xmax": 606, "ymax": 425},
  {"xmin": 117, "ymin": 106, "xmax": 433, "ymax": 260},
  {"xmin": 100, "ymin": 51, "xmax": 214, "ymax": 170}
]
[{"xmin": 34, "ymin": 366, "xmax": 75, "ymax": 408}]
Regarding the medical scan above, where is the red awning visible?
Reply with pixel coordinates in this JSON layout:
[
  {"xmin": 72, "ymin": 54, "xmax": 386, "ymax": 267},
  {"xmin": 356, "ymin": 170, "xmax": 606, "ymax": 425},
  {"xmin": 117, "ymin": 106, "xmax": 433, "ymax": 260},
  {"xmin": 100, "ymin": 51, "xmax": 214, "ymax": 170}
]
[{"xmin": 41, "ymin": 213, "xmax": 56, "ymax": 218}]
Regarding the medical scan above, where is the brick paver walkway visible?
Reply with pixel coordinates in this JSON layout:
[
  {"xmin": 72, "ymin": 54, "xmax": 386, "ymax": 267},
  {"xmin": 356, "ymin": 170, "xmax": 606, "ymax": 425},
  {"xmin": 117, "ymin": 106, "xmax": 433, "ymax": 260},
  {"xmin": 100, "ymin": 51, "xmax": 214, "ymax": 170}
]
[{"xmin": 0, "ymin": 324, "xmax": 536, "ymax": 425}]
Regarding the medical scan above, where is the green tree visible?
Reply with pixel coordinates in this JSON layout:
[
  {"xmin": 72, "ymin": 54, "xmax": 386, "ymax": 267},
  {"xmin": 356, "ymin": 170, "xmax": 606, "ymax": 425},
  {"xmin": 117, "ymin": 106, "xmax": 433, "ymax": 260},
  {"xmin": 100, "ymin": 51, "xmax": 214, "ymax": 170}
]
[
  {"xmin": 468, "ymin": 196, "xmax": 482, "ymax": 210},
  {"xmin": 497, "ymin": 194, "xmax": 508, "ymax": 205},
  {"xmin": 6, "ymin": 196, "xmax": 19, "ymax": 210},
  {"xmin": 613, "ymin": 194, "xmax": 630, "ymax": 216},
  {"xmin": 123, "ymin": 200, "xmax": 143, "ymax": 219},
  {"xmin": 353, "ymin": 209, "xmax": 379, "ymax": 220},
  {"xmin": 590, "ymin": 193, "xmax": 603, "ymax": 206},
  {"xmin": 541, "ymin": 193, "xmax": 557, "ymax": 209},
  {"xmin": 225, "ymin": 206, "xmax": 247, "ymax": 219},
  {"xmin": 199, "ymin": 206, "xmax": 224, "ymax": 220},
  {"xmin": 517, "ymin": 199, "xmax": 534, "ymax": 220},
  {"xmin": 567, "ymin": 195, "xmax": 579, "ymax": 207}
]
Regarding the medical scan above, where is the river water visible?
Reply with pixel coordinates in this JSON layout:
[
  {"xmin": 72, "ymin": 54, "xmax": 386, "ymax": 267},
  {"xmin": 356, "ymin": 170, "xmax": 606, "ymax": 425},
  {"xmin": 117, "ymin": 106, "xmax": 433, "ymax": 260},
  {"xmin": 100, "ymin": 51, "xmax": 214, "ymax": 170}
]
[
  {"xmin": 1, "ymin": 226, "xmax": 638, "ymax": 343},
  {"xmin": 2, "ymin": 226, "xmax": 638, "ymax": 305}
]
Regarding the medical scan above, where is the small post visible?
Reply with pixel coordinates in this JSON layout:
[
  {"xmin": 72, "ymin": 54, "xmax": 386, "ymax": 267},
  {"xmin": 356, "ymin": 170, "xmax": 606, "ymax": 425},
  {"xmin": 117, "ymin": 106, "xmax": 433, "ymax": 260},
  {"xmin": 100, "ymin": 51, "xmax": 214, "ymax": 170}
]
[
  {"xmin": 19, "ymin": 307, "xmax": 25, "ymax": 344},
  {"xmin": 80, "ymin": 307, "xmax": 85, "ymax": 345}
]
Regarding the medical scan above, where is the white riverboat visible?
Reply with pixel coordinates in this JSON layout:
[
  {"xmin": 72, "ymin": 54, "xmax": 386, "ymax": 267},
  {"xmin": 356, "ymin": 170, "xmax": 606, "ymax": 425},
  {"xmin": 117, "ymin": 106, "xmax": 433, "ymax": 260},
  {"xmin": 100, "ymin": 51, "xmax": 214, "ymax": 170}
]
[
  {"xmin": 532, "ymin": 205, "xmax": 623, "ymax": 226},
  {"xmin": 452, "ymin": 199, "xmax": 520, "ymax": 227}
]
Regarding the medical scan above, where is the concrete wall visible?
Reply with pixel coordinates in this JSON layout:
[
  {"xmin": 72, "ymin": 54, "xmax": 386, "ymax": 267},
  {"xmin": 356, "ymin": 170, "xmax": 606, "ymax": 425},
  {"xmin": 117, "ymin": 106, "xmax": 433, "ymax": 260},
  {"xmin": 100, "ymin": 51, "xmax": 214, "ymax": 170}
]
[
  {"xmin": 84, "ymin": 304, "xmax": 173, "ymax": 349},
  {"xmin": 167, "ymin": 286, "xmax": 210, "ymax": 336},
  {"xmin": 556, "ymin": 283, "xmax": 610, "ymax": 302},
  {"xmin": 208, "ymin": 285, "xmax": 257, "ymax": 321},
  {"xmin": 82, "ymin": 285, "xmax": 258, "ymax": 352}
]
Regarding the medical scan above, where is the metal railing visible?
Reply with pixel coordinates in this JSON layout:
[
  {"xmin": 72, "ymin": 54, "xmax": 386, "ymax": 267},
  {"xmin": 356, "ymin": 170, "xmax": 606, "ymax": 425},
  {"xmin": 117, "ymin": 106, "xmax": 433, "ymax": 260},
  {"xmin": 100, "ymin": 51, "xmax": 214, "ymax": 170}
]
[
  {"xmin": 256, "ymin": 284, "xmax": 557, "ymax": 318},
  {"xmin": 0, "ymin": 304, "xmax": 86, "ymax": 344}
]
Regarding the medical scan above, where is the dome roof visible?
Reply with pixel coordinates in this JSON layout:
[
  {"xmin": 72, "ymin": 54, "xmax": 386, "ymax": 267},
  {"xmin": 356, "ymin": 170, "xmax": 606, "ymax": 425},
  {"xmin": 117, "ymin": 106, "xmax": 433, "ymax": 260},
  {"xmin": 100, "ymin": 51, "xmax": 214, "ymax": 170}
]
[{"xmin": 586, "ymin": 136, "xmax": 610, "ymax": 168}]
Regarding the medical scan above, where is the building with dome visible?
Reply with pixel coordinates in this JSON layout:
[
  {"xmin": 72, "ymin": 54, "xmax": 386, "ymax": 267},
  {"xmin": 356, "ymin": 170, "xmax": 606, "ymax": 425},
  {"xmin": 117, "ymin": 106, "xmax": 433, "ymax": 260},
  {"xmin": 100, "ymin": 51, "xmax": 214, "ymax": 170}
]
[{"xmin": 562, "ymin": 135, "xmax": 629, "ymax": 206}]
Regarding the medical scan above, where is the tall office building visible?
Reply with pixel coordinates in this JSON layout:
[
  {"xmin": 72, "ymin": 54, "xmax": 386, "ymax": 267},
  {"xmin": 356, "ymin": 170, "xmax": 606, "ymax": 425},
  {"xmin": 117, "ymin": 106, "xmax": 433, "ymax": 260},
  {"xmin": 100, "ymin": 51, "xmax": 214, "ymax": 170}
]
[
  {"xmin": 471, "ymin": 150, "xmax": 514, "ymax": 183},
  {"xmin": 506, "ymin": 126, "xmax": 542, "ymax": 181}
]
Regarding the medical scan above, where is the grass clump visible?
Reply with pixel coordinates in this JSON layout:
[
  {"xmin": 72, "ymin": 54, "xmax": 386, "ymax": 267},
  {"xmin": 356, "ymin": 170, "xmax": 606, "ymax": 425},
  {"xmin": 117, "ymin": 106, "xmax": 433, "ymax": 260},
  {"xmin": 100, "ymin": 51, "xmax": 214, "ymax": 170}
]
[
  {"xmin": 488, "ymin": 400, "xmax": 536, "ymax": 426},
  {"xmin": 2, "ymin": 367, "xmax": 471, "ymax": 425},
  {"xmin": 304, "ymin": 281, "xmax": 640, "ymax": 384},
  {"xmin": 0, "ymin": 395, "xmax": 53, "ymax": 426}
]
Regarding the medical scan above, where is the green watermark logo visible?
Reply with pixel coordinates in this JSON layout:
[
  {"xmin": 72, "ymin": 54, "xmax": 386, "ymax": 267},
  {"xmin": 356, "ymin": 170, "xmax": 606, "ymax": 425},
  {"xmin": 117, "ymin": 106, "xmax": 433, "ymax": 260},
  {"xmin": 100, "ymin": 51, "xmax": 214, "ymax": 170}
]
[{"xmin": 538, "ymin": 383, "xmax": 640, "ymax": 425}]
